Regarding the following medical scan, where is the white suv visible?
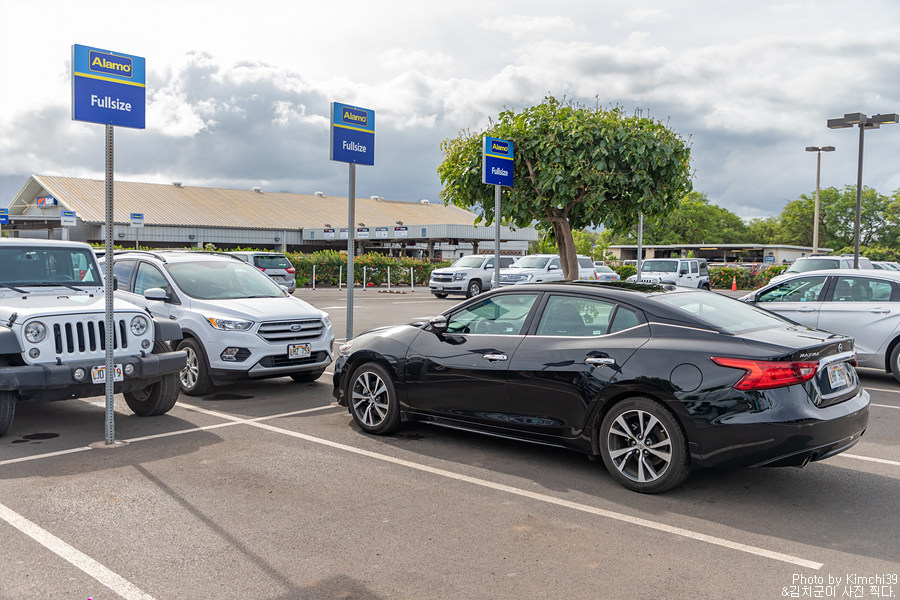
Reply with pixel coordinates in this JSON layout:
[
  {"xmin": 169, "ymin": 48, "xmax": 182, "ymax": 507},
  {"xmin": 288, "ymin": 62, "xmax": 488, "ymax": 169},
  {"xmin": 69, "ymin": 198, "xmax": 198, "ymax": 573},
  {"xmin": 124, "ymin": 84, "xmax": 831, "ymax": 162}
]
[
  {"xmin": 767, "ymin": 255, "xmax": 874, "ymax": 286},
  {"xmin": 106, "ymin": 250, "xmax": 334, "ymax": 395},
  {"xmin": 429, "ymin": 254, "xmax": 517, "ymax": 298},
  {"xmin": 497, "ymin": 254, "xmax": 595, "ymax": 286}
]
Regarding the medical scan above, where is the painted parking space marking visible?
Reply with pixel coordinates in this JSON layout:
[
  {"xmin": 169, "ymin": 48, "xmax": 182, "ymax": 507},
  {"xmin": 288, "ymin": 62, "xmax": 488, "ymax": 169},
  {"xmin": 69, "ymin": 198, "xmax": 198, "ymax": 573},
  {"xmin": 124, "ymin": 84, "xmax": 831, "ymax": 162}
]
[
  {"xmin": 176, "ymin": 404, "xmax": 825, "ymax": 570},
  {"xmin": 864, "ymin": 386, "xmax": 900, "ymax": 395},
  {"xmin": 872, "ymin": 403, "xmax": 900, "ymax": 410},
  {"xmin": 840, "ymin": 454, "xmax": 900, "ymax": 467},
  {"xmin": 0, "ymin": 502, "xmax": 156, "ymax": 600}
]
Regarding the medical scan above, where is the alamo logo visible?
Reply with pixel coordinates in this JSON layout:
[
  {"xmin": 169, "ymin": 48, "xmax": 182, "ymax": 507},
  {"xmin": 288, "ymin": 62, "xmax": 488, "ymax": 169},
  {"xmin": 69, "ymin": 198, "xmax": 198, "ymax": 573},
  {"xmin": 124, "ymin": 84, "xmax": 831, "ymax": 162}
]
[
  {"xmin": 341, "ymin": 107, "xmax": 368, "ymax": 127},
  {"xmin": 88, "ymin": 50, "xmax": 133, "ymax": 78},
  {"xmin": 491, "ymin": 140, "xmax": 509, "ymax": 155}
]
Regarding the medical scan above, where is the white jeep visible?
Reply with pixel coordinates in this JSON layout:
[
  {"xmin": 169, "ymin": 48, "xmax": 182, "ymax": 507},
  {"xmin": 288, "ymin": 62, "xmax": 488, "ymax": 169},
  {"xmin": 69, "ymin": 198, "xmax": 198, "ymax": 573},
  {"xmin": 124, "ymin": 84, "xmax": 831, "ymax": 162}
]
[
  {"xmin": 627, "ymin": 258, "xmax": 711, "ymax": 290},
  {"xmin": 0, "ymin": 239, "xmax": 186, "ymax": 437}
]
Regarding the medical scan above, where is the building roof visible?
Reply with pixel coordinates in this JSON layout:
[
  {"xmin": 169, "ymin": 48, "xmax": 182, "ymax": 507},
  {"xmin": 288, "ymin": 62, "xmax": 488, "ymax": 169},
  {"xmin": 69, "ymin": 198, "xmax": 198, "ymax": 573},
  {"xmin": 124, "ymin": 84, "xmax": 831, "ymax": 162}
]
[{"xmin": 11, "ymin": 175, "xmax": 480, "ymax": 230}]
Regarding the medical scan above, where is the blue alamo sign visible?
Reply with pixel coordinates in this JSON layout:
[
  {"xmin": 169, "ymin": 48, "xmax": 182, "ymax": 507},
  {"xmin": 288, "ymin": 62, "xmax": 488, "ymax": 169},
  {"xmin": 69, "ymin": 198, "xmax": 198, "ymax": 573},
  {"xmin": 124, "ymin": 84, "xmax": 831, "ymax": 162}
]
[
  {"xmin": 482, "ymin": 136, "xmax": 514, "ymax": 187},
  {"xmin": 330, "ymin": 102, "xmax": 375, "ymax": 166},
  {"xmin": 72, "ymin": 44, "xmax": 146, "ymax": 129}
]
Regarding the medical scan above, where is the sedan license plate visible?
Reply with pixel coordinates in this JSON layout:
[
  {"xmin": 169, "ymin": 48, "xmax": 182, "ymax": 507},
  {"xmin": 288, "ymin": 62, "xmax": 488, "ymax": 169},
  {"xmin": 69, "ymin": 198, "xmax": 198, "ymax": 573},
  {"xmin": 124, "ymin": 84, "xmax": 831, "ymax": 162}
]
[
  {"xmin": 827, "ymin": 363, "xmax": 849, "ymax": 390},
  {"xmin": 288, "ymin": 343, "xmax": 311, "ymax": 359},
  {"xmin": 91, "ymin": 364, "xmax": 124, "ymax": 384}
]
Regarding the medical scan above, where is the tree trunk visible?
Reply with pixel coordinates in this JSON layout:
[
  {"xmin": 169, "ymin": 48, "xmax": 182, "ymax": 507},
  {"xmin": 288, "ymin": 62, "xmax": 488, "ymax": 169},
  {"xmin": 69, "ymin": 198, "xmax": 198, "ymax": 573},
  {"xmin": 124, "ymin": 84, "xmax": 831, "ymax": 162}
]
[{"xmin": 549, "ymin": 216, "xmax": 578, "ymax": 280}]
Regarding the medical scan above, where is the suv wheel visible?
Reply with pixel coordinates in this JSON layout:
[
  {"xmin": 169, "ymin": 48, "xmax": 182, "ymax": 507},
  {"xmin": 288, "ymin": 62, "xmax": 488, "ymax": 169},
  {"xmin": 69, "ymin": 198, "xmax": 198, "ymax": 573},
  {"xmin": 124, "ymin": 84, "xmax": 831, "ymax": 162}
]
[
  {"xmin": 432, "ymin": 292, "xmax": 448, "ymax": 299},
  {"xmin": 465, "ymin": 279, "xmax": 482, "ymax": 298},
  {"xmin": 176, "ymin": 338, "xmax": 215, "ymax": 396},
  {"xmin": 0, "ymin": 391, "xmax": 15, "ymax": 437}
]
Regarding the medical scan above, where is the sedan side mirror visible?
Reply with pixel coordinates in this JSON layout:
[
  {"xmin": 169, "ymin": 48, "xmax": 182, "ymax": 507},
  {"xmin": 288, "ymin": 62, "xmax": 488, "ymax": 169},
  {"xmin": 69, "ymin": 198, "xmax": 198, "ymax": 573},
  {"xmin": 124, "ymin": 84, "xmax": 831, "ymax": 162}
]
[{"xmin": 428, "ymin": 315, "xmax": 448, "ymax": 334}]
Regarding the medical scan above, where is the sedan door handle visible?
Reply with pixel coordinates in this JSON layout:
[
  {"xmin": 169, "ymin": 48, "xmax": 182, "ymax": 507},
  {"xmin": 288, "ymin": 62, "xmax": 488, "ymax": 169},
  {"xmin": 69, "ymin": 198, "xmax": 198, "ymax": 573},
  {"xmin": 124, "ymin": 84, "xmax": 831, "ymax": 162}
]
[
  {"xmin": 797, "ymin": 307, "xmax": 816, "ymax": 312},
  {"xmin": 870, "ymin": 308, "xmax": 891, "ymax": 314},
  {"xmin": 482, "ymin": 353, "xmax": 508, "ymax": 362},
  {"xmin": 585, "ymin": 357, "xmax": 616, "ymax": 367}
]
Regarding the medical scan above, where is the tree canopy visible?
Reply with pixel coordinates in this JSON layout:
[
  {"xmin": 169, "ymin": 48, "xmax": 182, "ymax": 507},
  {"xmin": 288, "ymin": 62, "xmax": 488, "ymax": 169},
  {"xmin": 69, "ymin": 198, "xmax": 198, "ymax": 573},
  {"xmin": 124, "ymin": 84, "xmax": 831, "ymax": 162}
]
[{"xmin": 437, "ymin": 96, "xmax": 692, "ymax": 278}]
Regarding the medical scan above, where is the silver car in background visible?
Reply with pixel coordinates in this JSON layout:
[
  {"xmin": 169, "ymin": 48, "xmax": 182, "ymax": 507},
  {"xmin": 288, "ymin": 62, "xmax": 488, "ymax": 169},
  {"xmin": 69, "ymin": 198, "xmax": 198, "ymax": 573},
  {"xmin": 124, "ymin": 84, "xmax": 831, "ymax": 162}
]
[
  {"xmin": 740, "ymin": 269, "xmax": 900, "ymax": 382},
  {"xmin": 229, "ymin": 251, "xmax": 297, "ymax": 293}
]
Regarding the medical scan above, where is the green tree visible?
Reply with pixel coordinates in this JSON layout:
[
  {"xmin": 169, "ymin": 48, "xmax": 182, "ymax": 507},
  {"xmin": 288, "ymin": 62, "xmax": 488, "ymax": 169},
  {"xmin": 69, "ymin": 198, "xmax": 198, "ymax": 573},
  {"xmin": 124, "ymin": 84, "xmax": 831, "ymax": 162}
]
[{"xmin": 437, "ymin": 97, "xmax": 692, "ymax": 279}]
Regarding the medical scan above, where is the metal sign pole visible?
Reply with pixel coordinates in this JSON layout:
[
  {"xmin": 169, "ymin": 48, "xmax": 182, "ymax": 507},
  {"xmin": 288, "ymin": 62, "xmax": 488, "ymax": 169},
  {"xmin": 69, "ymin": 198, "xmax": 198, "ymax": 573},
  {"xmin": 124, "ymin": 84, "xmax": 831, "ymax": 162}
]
[
  {"xmin": 494, "ymin": 184, "xmax": 501, "ymax": 289},
  {"xmin": 104, "ymin": 124, "xmax": 116, "ymax": 445},
  {"xmin": 346, "ymin": 163, "xmax": 356, "ymax": 339}
]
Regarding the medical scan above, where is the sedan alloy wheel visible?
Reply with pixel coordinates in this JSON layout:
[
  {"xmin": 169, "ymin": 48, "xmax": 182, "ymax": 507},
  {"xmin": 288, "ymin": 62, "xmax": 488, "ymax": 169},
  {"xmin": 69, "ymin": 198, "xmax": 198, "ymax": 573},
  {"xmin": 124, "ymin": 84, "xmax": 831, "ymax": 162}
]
[{"xmin": 350, "ymin": 363, "xmax": 400, "ymax": 434}]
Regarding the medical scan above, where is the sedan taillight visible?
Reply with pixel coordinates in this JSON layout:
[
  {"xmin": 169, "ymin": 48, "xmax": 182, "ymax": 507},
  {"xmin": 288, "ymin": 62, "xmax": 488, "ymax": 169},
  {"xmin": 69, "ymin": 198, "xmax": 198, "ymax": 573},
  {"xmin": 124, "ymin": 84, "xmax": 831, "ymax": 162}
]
[{"xmin": 711, "ymin": 356, "xmax": 818, "ymax": 390}]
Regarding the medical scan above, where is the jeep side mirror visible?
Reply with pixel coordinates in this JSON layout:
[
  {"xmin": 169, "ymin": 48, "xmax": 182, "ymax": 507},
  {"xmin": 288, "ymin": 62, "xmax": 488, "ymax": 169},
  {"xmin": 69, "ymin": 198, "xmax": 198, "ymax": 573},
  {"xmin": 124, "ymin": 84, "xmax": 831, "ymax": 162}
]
[
  {"xmin": 679, "ymin": 267, "xmax": 688, "ymax": 275},
  {"xmin": 144, "ymin": 287, "xmax": 168, "ymax": 302}
]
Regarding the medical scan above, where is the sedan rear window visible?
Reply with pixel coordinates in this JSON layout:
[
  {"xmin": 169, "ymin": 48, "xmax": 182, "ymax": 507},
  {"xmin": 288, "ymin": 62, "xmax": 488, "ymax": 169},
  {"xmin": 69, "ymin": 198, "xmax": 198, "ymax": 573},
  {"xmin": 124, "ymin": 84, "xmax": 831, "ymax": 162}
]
[
  {"xmin": 253, "ymin": 255, "xmax": 292, "ymax": 269},
  {"xmin": 786, "ymin": 258, "xmax": 839, "ymax": 273},
  {"xmin": 655, "ymin": 291, "xmax": 789, "ymax": 333}
]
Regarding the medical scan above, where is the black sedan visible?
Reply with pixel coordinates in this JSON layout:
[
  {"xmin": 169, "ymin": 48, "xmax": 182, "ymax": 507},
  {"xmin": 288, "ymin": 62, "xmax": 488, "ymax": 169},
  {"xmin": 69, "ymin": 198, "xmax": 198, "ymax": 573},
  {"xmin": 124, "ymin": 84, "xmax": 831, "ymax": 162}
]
[{"xmin": 332, "ymin": 282, "xmax": 869, "ymax": 493}]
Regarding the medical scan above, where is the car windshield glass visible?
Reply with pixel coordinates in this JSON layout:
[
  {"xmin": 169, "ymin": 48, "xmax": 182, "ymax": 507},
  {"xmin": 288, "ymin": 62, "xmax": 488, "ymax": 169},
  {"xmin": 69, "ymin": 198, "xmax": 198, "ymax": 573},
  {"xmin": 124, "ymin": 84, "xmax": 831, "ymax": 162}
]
[
  {"xmin": 452, "ymin": 256, "xmax": 485, "ymax": 268},
  {"xmin": 254, "ymin": 255, "xmax": 291, "ymax": 269},
  {"xmin": 0, "ymin": 246, "xmax": 102, "ymax": 286},
  {"xmin": 510, "ymin": 257, "xmax": 550, "ymax": 269},
  {"xmin": 641, "ymin": 260, "xmax": 678, "ymax": 273},
  {"xmin": 167, "ymin": 261, "xmax": 284, "ymax": 299},
  {"xmin": 786, "ymin": 258, "xmax": 839, "ymax": 273},
  {"xmin": 655, "ymin": 291, "xmax": 790, "ymax": 333}
]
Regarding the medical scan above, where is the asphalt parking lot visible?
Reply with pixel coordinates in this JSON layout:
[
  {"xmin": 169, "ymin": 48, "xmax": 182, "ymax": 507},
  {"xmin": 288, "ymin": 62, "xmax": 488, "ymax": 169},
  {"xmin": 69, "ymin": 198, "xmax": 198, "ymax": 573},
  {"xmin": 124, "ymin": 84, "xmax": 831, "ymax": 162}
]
[{"xmin": 1, "ymin": 287, "xmax": 898, "ymax": 600}]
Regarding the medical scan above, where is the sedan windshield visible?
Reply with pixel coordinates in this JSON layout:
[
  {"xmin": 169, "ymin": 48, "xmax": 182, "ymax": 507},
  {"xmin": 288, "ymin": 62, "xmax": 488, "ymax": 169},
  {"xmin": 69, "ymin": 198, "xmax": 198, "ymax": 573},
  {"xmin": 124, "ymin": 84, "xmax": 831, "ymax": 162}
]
[
  {"xmin": 510, "ymin": 257, "xmax": 550, "ymax": 269},
  {"xmin": 167, "ymin": 261, "xmax": 285, "ymax": 299},
  {"xmin": 655, "ymin": 291, "xmax": 790, "ymax": 334},
  {"xmin": 641, "ymin": 260, "xmax": 678, "ymax": 273}
]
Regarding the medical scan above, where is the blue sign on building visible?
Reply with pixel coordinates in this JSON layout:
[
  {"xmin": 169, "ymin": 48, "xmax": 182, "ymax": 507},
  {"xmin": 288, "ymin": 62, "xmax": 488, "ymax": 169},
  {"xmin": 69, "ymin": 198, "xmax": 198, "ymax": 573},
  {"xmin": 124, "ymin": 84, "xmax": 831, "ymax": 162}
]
[
  {"xmin": 482, "ymin": 136, "xmax": 514, "ymax": 187},
  {"xmin": 0, "ymin": 209, "xmax": 8, "ymax": 225},
  {"xmin": 72, "ymin": 44, "xmax": 146, "ymax": 129},
  {"xmin": 330, "ymin": 102, "xmax": 375, "ymax": 165}
]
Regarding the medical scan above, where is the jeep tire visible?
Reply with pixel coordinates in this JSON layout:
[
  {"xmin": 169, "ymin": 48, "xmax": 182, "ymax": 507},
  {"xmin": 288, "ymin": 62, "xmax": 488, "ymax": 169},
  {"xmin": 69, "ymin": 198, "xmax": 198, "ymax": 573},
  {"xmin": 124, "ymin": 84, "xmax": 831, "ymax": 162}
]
[{"xmin": 0, "ymin": 390, "xmax": 15, "ymax": 437}]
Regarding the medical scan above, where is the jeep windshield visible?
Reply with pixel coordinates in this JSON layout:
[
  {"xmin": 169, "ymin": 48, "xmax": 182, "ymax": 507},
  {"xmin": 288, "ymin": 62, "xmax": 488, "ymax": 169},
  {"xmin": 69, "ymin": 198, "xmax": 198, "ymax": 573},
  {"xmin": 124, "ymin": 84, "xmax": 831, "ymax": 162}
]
[
  {"xmin": 451, "ymin": 256, "xmax": 486, "ymax": 268},
  {"xmin": 640, "ymin": 260, "xmax": 679, "ymax": 273},
  {"xmin": 167, "ymin": 261, "xmax": 285, "ymax": 299},
  {"xmin": 0, "ymin": 246, "xmax": 102, "ymax": 286}
]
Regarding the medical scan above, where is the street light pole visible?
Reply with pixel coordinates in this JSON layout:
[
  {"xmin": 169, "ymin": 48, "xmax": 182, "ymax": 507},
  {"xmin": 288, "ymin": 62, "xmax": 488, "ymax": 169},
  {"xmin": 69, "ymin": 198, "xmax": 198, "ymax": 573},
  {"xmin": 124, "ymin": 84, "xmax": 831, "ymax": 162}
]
[
  {"xmin": 827, "ymin": 112, "xmax": 898, "ymax": 268},
  {"xmin": 805, "ymin": 145, "xmax": 835, "ymax": 254}
]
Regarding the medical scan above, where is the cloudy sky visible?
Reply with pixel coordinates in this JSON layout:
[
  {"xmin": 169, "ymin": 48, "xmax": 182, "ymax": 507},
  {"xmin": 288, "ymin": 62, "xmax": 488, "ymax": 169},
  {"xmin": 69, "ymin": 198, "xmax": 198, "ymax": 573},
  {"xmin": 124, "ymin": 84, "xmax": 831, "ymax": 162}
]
[{"xmin": 1, "ymin": 0, "xmax": 899, "ymax": 221}]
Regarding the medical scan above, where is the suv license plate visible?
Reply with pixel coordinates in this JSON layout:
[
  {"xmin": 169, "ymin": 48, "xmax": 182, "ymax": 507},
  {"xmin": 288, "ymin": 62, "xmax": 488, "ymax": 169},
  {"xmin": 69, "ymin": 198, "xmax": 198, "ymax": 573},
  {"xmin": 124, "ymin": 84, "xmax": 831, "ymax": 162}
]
[
  {"xmin": 91, "ymin": 364, "xmax": 124, "ymax": 384},
  {"xmin": 827, "ymin": 363, "xmax": 849, "ymax": 389},
  {"xmin": 288, "ymin": 343, "xmax": 311, "ymax": 359}
]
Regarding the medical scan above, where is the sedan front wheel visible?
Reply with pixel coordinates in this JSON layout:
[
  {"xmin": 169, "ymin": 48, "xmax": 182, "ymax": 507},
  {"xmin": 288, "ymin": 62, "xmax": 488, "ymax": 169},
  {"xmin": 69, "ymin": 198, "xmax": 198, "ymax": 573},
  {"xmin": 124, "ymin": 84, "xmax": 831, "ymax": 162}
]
[
  {"xmin": 349, "ymin": 363, "xmax": 400, "ymax": 435},
  {"xmin": 599, "ymin": 397, "xmax": 690, "ymax": 493}
]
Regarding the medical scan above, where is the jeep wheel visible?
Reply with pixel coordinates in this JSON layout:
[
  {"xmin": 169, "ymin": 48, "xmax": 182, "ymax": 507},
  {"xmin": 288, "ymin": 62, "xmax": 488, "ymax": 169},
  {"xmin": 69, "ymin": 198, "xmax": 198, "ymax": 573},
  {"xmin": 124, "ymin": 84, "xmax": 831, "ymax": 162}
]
[
  {"xmin": 124, "ymin": 372, "xmax": 180, "ymax": 416},
  {"xmin": 176, "ymin": 338, "xmax": 215, "ymax": 396},
  {"xmin": 290, "ymin": 368, "xmax": 326, "ymax": 383},
  {"xmin": 0, "ymin": 390, "xmax": 15, "ymax": 437},
  {"xmin": 465, "ymin": 279, "xmax": 482, "ymax": 298}
]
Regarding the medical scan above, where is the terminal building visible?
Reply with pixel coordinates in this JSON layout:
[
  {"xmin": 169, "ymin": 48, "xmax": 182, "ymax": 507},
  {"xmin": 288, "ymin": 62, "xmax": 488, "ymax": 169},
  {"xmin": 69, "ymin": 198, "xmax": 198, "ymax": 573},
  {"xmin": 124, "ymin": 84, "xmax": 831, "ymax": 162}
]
[
  {"xmin": 3, "ymin": 175, "xmax": 537, "ymax": 259},
  {"xmin": 607, "ymin": 243, "xmax": 830, "ymax": 265}
]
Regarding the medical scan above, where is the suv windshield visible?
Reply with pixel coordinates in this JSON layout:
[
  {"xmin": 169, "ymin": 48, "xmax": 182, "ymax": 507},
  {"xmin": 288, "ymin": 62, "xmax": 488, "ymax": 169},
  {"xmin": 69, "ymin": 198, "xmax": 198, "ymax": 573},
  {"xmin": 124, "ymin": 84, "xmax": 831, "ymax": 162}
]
[
  {"xmin": 510, "ymin": 256, "xmax": 550, "ymax": 269},
  {"xmin": 641, "ymin": 260, "xmax": 678, "ymax": 273},
  {"xmin": 0, "ymin": 246, "xmax": 102, "ymax": 286},
  {"xmin": 452, "ymin": 256, "xmax": 486, "ymax": 268},
  {"xmin": 253, "ymin": 255, "xmax": 292, "ymax": 269},
  {"xmin": 786, "ymin": 258, "xmax": 840, "ymax": 273},
  {"xmin": 167, "ymin": 261, "xmax": 285, "ymax": 299}
]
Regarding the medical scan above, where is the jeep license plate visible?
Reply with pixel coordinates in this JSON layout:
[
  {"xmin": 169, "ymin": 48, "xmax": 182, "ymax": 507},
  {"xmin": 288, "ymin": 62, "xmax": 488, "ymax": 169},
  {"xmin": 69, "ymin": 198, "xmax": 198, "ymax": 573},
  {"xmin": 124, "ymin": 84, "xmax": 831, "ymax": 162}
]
[
  {"xmin": 288, "ymin": 343, "xmax": 311, "ymax": 359},
  {"xmin": 91, "ymin": 364, "xmax": 124, "ymax": 384}
]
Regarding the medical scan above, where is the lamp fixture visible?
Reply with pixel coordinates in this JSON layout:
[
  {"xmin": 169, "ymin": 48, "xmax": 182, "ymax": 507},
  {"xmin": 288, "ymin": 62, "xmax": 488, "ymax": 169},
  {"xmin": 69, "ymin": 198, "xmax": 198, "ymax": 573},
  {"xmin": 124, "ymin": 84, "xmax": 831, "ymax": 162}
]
[{"xmin": 188, "ymin": 234, "xmax": 195, "ymax": 240}]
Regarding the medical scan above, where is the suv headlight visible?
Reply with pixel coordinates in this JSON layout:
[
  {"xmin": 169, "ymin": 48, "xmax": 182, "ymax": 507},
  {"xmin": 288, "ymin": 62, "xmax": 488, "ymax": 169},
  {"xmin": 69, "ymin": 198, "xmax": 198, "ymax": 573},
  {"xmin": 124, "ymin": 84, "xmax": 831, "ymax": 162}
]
[
  {"xmin": 24, "ymin": 321, "xmax": 47, "ymax": 343},
  {"xmin": 206, "ymin": 317, "xmax": 254, "ymax": 331},
  {"xmin": 453, "ymin": 272, "xmax": 467, "ymax": 280},
  {"xmin": 130, "ymin": 315, "xmax": 149, "ymax": 336}
]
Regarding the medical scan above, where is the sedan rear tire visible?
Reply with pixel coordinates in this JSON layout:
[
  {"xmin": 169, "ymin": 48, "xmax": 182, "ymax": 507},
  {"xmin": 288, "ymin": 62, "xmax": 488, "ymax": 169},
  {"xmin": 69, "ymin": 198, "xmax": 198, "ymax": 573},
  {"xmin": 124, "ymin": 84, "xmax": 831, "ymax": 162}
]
[
  {"xmin": 890, "ymin": 344, "xmax": 900, "ymax": 384},
  {"xmin": 349, "ymin": 362, "xmax": 400, "ymax": 435},
  {"xmin": 599, "ymin": 397, "xmax": 690, "ymax": 493}
]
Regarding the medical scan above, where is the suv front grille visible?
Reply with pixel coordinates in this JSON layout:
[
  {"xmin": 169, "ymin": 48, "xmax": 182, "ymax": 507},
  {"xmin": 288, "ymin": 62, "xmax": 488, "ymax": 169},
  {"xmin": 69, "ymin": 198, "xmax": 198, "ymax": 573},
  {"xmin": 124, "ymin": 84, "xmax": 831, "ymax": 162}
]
[
  {"xmin": 257, "ymin": 319, "xmax": 324, "ymax": 343},
  {"xmin": 54, "ymin": 319, "xmax": 128, "ymax": 354},
  {"xmin": 432, "ymin": 273, "xmax": 453, "ymax": 283}
]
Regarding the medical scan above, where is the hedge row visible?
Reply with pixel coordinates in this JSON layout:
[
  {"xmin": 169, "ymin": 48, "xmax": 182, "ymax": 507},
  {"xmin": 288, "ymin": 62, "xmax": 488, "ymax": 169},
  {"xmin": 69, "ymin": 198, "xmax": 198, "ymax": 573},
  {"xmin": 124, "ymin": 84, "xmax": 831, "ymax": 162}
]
[{"xmin": 286, "ymin": 250, "xmax": 452, "ymax": 287}]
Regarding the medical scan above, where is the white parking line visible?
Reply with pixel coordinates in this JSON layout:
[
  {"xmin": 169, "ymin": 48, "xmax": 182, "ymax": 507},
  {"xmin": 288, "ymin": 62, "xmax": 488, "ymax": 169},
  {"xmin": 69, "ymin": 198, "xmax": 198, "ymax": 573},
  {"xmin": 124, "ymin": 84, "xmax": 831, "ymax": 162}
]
[
  {"xmin": 177, "ymin": 404, "xmax": 824, "ymax": 570},
  {"xmin": 872, "ymin": 403, "xmax": 900, "ymax": 410},
  {"xmin": 865, "ymin": 387, "xmax": 900, "ymax": 394},
  {"xmin": 840, "ymin": 454, "xmax": 900, "ymax": 466},
  {"xmin": 0, "ymin": 502, "xmax": 156, "ymax": 600}
]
